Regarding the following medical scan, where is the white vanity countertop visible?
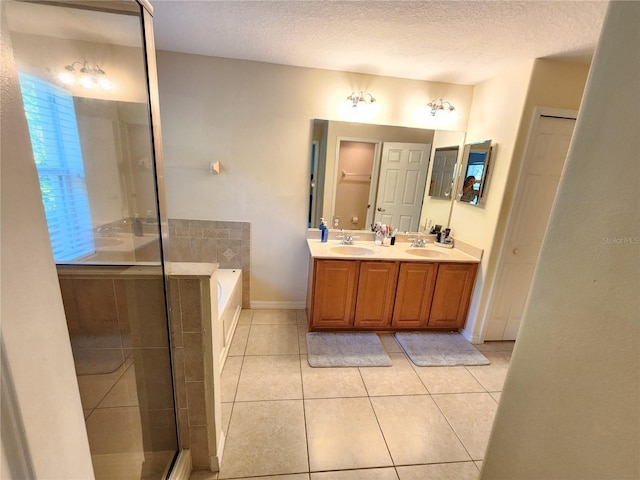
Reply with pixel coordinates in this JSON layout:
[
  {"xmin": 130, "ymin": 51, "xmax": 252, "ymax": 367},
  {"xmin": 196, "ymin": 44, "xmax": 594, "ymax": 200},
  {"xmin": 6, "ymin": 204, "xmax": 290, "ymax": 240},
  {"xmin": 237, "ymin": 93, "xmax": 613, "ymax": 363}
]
[{"xmin": 307, "ymin": 239, "xmax": 481, "ymax": 263}]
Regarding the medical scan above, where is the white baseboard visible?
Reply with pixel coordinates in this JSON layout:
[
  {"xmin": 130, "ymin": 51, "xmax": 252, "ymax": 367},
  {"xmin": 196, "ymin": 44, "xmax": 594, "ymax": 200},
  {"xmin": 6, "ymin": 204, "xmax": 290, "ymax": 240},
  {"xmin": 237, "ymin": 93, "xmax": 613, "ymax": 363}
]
[
  {"xmin": 209, "ymin": 430, "xmax": 226, "ymax": 472},
  {"xmin": 250, "ymin": 301, "xmax": 307, "ymax": 310},
  {"xmin": 460, "ymin": 328, "xmax": 483, "ymax": 344}
]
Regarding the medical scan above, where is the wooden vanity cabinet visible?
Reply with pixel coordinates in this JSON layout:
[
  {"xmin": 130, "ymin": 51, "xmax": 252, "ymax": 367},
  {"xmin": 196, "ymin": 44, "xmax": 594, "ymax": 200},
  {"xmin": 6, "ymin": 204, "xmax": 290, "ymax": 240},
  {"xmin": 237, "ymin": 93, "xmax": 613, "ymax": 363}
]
[
  {"xmin": 354, "ymin": 261, "xmax": 399, "ymax": 328},
  {"xmin": 428, "ymin": 263, "xmax": 478, "ymax": 329},
  {"xmin": 309, "ymin": 260, "xmax": 358, "ymax": 328},
  {"xmin": 392, "ymin": 262, "xmax": 438, "ymax": 328},
  {"xmin": 307, "ymin": 258, "xmax": 478, "ymax": 331}
]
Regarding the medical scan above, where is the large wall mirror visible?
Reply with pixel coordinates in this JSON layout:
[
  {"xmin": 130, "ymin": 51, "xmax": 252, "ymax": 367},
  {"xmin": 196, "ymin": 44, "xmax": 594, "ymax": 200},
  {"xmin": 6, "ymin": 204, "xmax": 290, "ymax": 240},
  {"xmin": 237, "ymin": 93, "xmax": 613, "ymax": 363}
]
[
  {"xmin": 456, "ymin": 140, "xmax": 495, "ymax": 206},
  {"xmin": 309, "ymin": 119, "xmax": 465, "ymax": 233}
]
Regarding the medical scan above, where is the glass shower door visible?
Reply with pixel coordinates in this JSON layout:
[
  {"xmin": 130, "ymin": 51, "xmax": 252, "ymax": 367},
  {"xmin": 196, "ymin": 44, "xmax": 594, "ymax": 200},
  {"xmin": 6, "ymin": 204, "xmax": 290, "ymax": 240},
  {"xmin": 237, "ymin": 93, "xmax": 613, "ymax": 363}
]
[{"xmin": 3, "ymin": 1, "xmax": 177, "ymax": 478}]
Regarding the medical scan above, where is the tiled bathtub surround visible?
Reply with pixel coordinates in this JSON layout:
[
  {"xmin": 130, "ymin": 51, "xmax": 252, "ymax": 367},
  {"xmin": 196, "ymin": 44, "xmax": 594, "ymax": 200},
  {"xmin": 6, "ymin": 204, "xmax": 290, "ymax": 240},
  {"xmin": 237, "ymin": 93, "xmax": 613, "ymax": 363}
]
[
  {"xmin": 168, "ymin": 219, "xmax": 250, "ymax": 308},
  {"xmin": 168, "ymin": 264, "xmax": 224, "ymax": 471}
]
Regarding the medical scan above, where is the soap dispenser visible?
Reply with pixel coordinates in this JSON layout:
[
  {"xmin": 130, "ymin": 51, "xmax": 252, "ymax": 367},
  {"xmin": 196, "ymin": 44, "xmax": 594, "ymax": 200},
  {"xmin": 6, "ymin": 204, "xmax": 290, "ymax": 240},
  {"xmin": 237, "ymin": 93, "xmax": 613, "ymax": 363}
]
[
  {"xmin": 133, "ymin": 214, "xmax": 143, "ymax": 236},
  {"xmin": 319, "ymin": 218, "xmax": 329, "ymax": 243}
]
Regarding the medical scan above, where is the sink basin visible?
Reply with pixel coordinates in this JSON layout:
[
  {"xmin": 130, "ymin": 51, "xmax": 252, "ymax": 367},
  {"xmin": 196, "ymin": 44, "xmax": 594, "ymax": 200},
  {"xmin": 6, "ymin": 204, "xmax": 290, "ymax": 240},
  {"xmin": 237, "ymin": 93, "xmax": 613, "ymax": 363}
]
[
  {"xmin": 330, "ymin": 245, "xmax": 375, "ymax": 256},
  {"xmin": 406, "ymin": 248, "xmax": 449, "ymax": 259},
  {"xmin": 94, "ymin": 237, "xmax": 124, "ymax": 247}
]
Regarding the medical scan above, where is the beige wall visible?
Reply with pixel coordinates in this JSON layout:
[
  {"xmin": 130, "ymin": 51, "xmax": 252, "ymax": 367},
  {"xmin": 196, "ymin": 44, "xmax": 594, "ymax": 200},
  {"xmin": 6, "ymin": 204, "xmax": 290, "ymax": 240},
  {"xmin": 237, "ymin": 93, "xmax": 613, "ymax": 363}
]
[
  {"xmin": 449, "ymin": 60, "xmax": 535, "ymax": 341},
  {"xmin": 156, "ymin": 52, "xmax": 473, "ymax": 304},
  {"xmin": 0, "ymin": 10, "xmax": 94, "ymax": 478},
  {"xmin": 481, "ymin": 2, "xmax": 640, "ymax": 477},
  {"xmin": 451, "ymin": 57, "xmax": 591, "ymax": 341}
]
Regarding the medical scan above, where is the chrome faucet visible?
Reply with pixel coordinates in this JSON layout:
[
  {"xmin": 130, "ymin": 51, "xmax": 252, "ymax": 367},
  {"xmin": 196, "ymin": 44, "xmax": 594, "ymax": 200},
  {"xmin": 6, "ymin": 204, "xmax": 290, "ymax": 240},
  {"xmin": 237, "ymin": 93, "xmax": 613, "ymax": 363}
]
[
  {"xmin": 95, "ymin": 226, "xmax": 120, "ymax": 237},
  {"xmin": 409, "ymin": 235, "xmax": 427, "ymax": 248},
  {"xmin": 337, "ymin": 233, "xmax": 357, "ymax": 245}
]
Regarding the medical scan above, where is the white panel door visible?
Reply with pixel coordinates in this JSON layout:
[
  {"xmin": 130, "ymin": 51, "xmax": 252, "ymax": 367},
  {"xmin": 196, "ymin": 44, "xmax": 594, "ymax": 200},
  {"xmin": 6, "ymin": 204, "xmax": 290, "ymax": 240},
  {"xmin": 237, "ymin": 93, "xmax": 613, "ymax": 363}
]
[
  {"xmin": 374, "ymin": 142, "xmax": 431, "ymax": 232},
  {"xmin": 429, "ymin": 147, "xmax": 458, "ymax": 198},
  {"xmin": 485, "ymin": 115, "xmax": 576, "ymax": 340}
]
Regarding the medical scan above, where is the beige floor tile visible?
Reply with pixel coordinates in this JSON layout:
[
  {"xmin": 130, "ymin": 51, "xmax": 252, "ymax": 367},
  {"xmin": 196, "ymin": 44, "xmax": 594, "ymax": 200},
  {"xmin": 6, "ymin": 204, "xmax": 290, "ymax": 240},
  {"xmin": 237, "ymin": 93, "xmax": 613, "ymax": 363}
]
[
  {"xmin": 377, "ymin": 333, "xmax": 403, "ymax": 353},
  {"xmin": 85, "ymin": 407, "xmax": 144, "ymax": 455},
  {"xmin": 220, "ymin": 356, "xmax": 243, "ymax": 403},
  {"xmin": 487, "ymin": 341, "xmax": 515, "ymax": 352},
  {"xmin": 359, "ymin": 353, "xmax": 428, "ymax": 396},
  {"xmin": 497, "ymin": 350, "xmax": 512, "ymax": 361},
  {"xmin": 228, "ymin": 475, "xmax": 309, "ymax": 480},
  {"xmin": 235, "ymin": 355, "xmax": 302, "ymax": 401},
  {"xmin": 473, "ymin": 343, "xmax": 496, "ymax": 352},
  {"xmin": 305, "ymin": 397, "xmax": 392, "ymax": 471},
  {"xmin": 218, "ymin": 400, "xmax": 308, "ymax": 479},
  {"xmin": 475, "ymin": 460, "xmax": 483, "ymax": 471},
  {"xmin": 221, "ymin": 402, "xmax": 233, "ymax": 436},
  {"xmin": 489, "ymin": 391, "xmax": 502, "ymax": 403},
  {"xmin": 371, "ymin": 395, "xmax": 471, "ymax": 465},
  {"xmin": 228, "ymin": 324, "xmax": 250, "ymax": 356},
  {"xmin": 76, "ymin": 364, "xmax": 127, "ymax": 410},
  {"xmin": 93, "ymin": 451, "xmax": 175, "ymax": 480},
  {"xmin": 396, "ymin": 462, "xmax": 480, "ymax": 480},
  {"xmin": 99, "ymin": 365, "xmax": 139, "ymax": 408},
  {"xmin": 298, "ymin": 326, "xmax": 309, "ymax": 355},
  {"xmin": 300, "ymin": 357, "xmax": 367, "ymax": 399},
  {"xmin": 189, "ymin": 469, "xmax": 218, "ymax": 479},
  {"xmin": 411, "ymin": 366, "xmax": 485, "ymax": 394},
  {"xmin": 238, "ymin": 309, "xmax": 253, "ymax": 325},
  {"xmin": 310, "ymin": 468, "xmax": 398, "ymax": 480},
  {"xmin": 432, "ymin": 393, "xmax": 499, "ymax": 460},
  {"xmin": 296, "ymin": 310, "xmax": 309, "ymax": 325},
  {"xmin": 245, "ymin": 324, "xmax": 300, "ymax": 355},
  {"xmin": 252, "ymin": 309, "xmax": 297, "ymax": 325},
  {"xmin": 465, "ymin": 352, "xmax": 510, "ymax": 392}
]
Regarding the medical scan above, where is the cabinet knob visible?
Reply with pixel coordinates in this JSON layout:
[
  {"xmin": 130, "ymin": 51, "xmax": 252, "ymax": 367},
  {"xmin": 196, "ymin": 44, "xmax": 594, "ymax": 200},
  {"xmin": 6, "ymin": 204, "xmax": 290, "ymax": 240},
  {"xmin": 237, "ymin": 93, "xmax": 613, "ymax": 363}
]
[{"xmin": 512, "ymin": 248, "xmax": 519, "ymax": 255}]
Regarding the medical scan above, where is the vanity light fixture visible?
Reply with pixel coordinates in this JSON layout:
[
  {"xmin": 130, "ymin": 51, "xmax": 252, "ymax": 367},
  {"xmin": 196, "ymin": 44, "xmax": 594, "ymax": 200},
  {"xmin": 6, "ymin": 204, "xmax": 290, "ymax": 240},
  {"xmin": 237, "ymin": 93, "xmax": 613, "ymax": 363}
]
[
  {"xmin": 58, "ymin": 61, "xmax": 113, "ymax": 90},
  {"xmin": 427, "ymin": 98, "xmax": 455, "ymax": 116},
  {"xmin": 347, "ymin": 91, "xmax": 376, "ymax": 108}
]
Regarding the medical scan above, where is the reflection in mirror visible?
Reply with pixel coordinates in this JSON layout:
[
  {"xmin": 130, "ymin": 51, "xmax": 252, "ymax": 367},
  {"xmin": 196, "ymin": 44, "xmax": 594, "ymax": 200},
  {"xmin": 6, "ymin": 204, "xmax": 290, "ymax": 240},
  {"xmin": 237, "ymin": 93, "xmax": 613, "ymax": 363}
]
[
  {"xmin": 429, "ymin": 146, "xmax": 459, "ymax": 199},
  {"xmin": 310, "ymin": 120, "xmax": 465, "ymax": 233},
  {"xmin": 457, "ymin": 140, "xmax": 495, "ymax": 206}
]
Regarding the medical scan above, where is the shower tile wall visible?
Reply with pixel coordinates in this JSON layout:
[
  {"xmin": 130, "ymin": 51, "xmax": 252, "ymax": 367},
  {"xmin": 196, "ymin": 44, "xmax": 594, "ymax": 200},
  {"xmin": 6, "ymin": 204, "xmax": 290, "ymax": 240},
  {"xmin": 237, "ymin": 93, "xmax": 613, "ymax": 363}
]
[
  {"xmin": 57, "ymin": 268, "xmax": 177, "ymax": 461},
  {"xmin": 168, "ymin": 219, "xmax": 250, "ymax": 308},
  {"xmin": 167, "ymin": 276, "xmax": 212, "ymax": 470}
]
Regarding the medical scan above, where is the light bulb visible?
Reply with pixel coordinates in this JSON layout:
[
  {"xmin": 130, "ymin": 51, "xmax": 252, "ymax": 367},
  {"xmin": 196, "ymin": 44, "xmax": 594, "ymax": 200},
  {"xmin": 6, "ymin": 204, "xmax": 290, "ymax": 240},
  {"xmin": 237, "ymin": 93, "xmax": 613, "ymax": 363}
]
[
  {"xmin": 79, "ymin": 74, "xmax": 96, "ymax": 89},
  {"xmin": 58, "ymin": 71, "xmax": 76, "ymax": 85},
  {"xmin": 98, "ymin": 76, "xmax": 113, "ymax": 90}
]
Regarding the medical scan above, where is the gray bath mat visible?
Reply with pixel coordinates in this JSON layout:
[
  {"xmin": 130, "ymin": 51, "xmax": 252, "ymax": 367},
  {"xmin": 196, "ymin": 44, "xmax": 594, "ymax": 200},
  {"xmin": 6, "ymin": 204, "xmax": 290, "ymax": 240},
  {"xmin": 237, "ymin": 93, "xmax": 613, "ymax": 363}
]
[
  {"xmin": 395, "ymin": 332, "xmax": 489, "ymax": 367},
  {"xmin": 306, "ymin": 332, "xmax": 392, "ymax": 367}
]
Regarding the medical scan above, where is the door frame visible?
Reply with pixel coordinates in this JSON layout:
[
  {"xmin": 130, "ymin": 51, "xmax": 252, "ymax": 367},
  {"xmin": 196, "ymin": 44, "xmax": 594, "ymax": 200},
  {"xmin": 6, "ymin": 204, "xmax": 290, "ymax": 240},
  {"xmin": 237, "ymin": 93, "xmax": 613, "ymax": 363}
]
[
  {"xmin": 330, "ymin": 136, "xmax": 382, "ymax": 229},
  {"xmin": 479, "ymin": 107, "xmax": 578, "ymax": 341}
]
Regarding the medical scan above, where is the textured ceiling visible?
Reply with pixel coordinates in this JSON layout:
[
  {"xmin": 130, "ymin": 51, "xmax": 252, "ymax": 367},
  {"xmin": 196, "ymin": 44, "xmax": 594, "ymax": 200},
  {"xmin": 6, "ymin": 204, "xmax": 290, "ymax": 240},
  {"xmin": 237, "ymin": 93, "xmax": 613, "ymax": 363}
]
[{"xmin": 151, "ymin": 0, "xmax": 608, "ymax": 85}]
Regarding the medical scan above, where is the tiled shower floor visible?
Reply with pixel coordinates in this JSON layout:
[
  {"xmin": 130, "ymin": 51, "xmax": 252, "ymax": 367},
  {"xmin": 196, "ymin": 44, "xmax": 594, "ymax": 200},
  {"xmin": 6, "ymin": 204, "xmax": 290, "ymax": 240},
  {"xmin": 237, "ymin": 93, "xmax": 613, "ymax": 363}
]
[{"xmin": 191, "ymin": 309, "xmax": 513, "ymax": 480}]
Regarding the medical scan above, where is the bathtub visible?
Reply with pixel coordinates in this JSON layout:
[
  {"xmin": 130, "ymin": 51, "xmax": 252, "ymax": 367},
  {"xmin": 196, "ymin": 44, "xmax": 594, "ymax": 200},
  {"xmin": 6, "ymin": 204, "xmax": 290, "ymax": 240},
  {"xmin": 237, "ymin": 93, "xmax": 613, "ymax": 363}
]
[{"xmin": 216, "ymin": 268, "xmax": 242, "ymax": 369}]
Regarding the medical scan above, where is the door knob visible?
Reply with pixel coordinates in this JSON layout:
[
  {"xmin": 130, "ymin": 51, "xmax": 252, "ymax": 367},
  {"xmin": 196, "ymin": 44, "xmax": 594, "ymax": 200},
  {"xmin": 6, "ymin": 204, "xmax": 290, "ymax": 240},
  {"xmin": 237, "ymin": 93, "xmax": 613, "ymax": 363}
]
[{"xmin": 377, "ymin": 207, "xmax": 386, "ymax": 212}]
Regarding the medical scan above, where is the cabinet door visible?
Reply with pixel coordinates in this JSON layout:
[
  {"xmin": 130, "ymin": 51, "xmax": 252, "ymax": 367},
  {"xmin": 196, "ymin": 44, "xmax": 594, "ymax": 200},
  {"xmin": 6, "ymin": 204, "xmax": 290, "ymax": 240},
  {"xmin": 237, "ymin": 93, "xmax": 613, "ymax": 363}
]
[
  {"xmin": 392, "ymin": 262, "xmax": 438, "ymax": 328},
  {"xmin": 311, "ymin": 260, "xmax": 358, "ymax": 329},
  {"xmin": 354, "ymin": 262, "xmax": 399, "ymax": 328},
  {"xmin": 428, "ymin": 263, "xmax": 478, "ymax": 329}
]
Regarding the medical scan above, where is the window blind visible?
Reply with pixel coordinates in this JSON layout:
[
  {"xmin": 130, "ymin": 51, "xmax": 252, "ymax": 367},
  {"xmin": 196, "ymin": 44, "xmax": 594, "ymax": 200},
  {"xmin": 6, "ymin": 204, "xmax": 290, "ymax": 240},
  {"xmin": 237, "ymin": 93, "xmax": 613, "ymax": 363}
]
[{"xmin": 18, "ymin": 73, "xmax": 94, "ymax": 262}]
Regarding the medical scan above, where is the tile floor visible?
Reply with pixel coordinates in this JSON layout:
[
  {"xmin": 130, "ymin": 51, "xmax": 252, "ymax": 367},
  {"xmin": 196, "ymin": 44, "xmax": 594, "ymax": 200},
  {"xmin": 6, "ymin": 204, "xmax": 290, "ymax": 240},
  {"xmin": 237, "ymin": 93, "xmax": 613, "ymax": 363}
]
[{"xmin": 191, "ymin": 309, "xmax": 514, "ymax": 480}]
